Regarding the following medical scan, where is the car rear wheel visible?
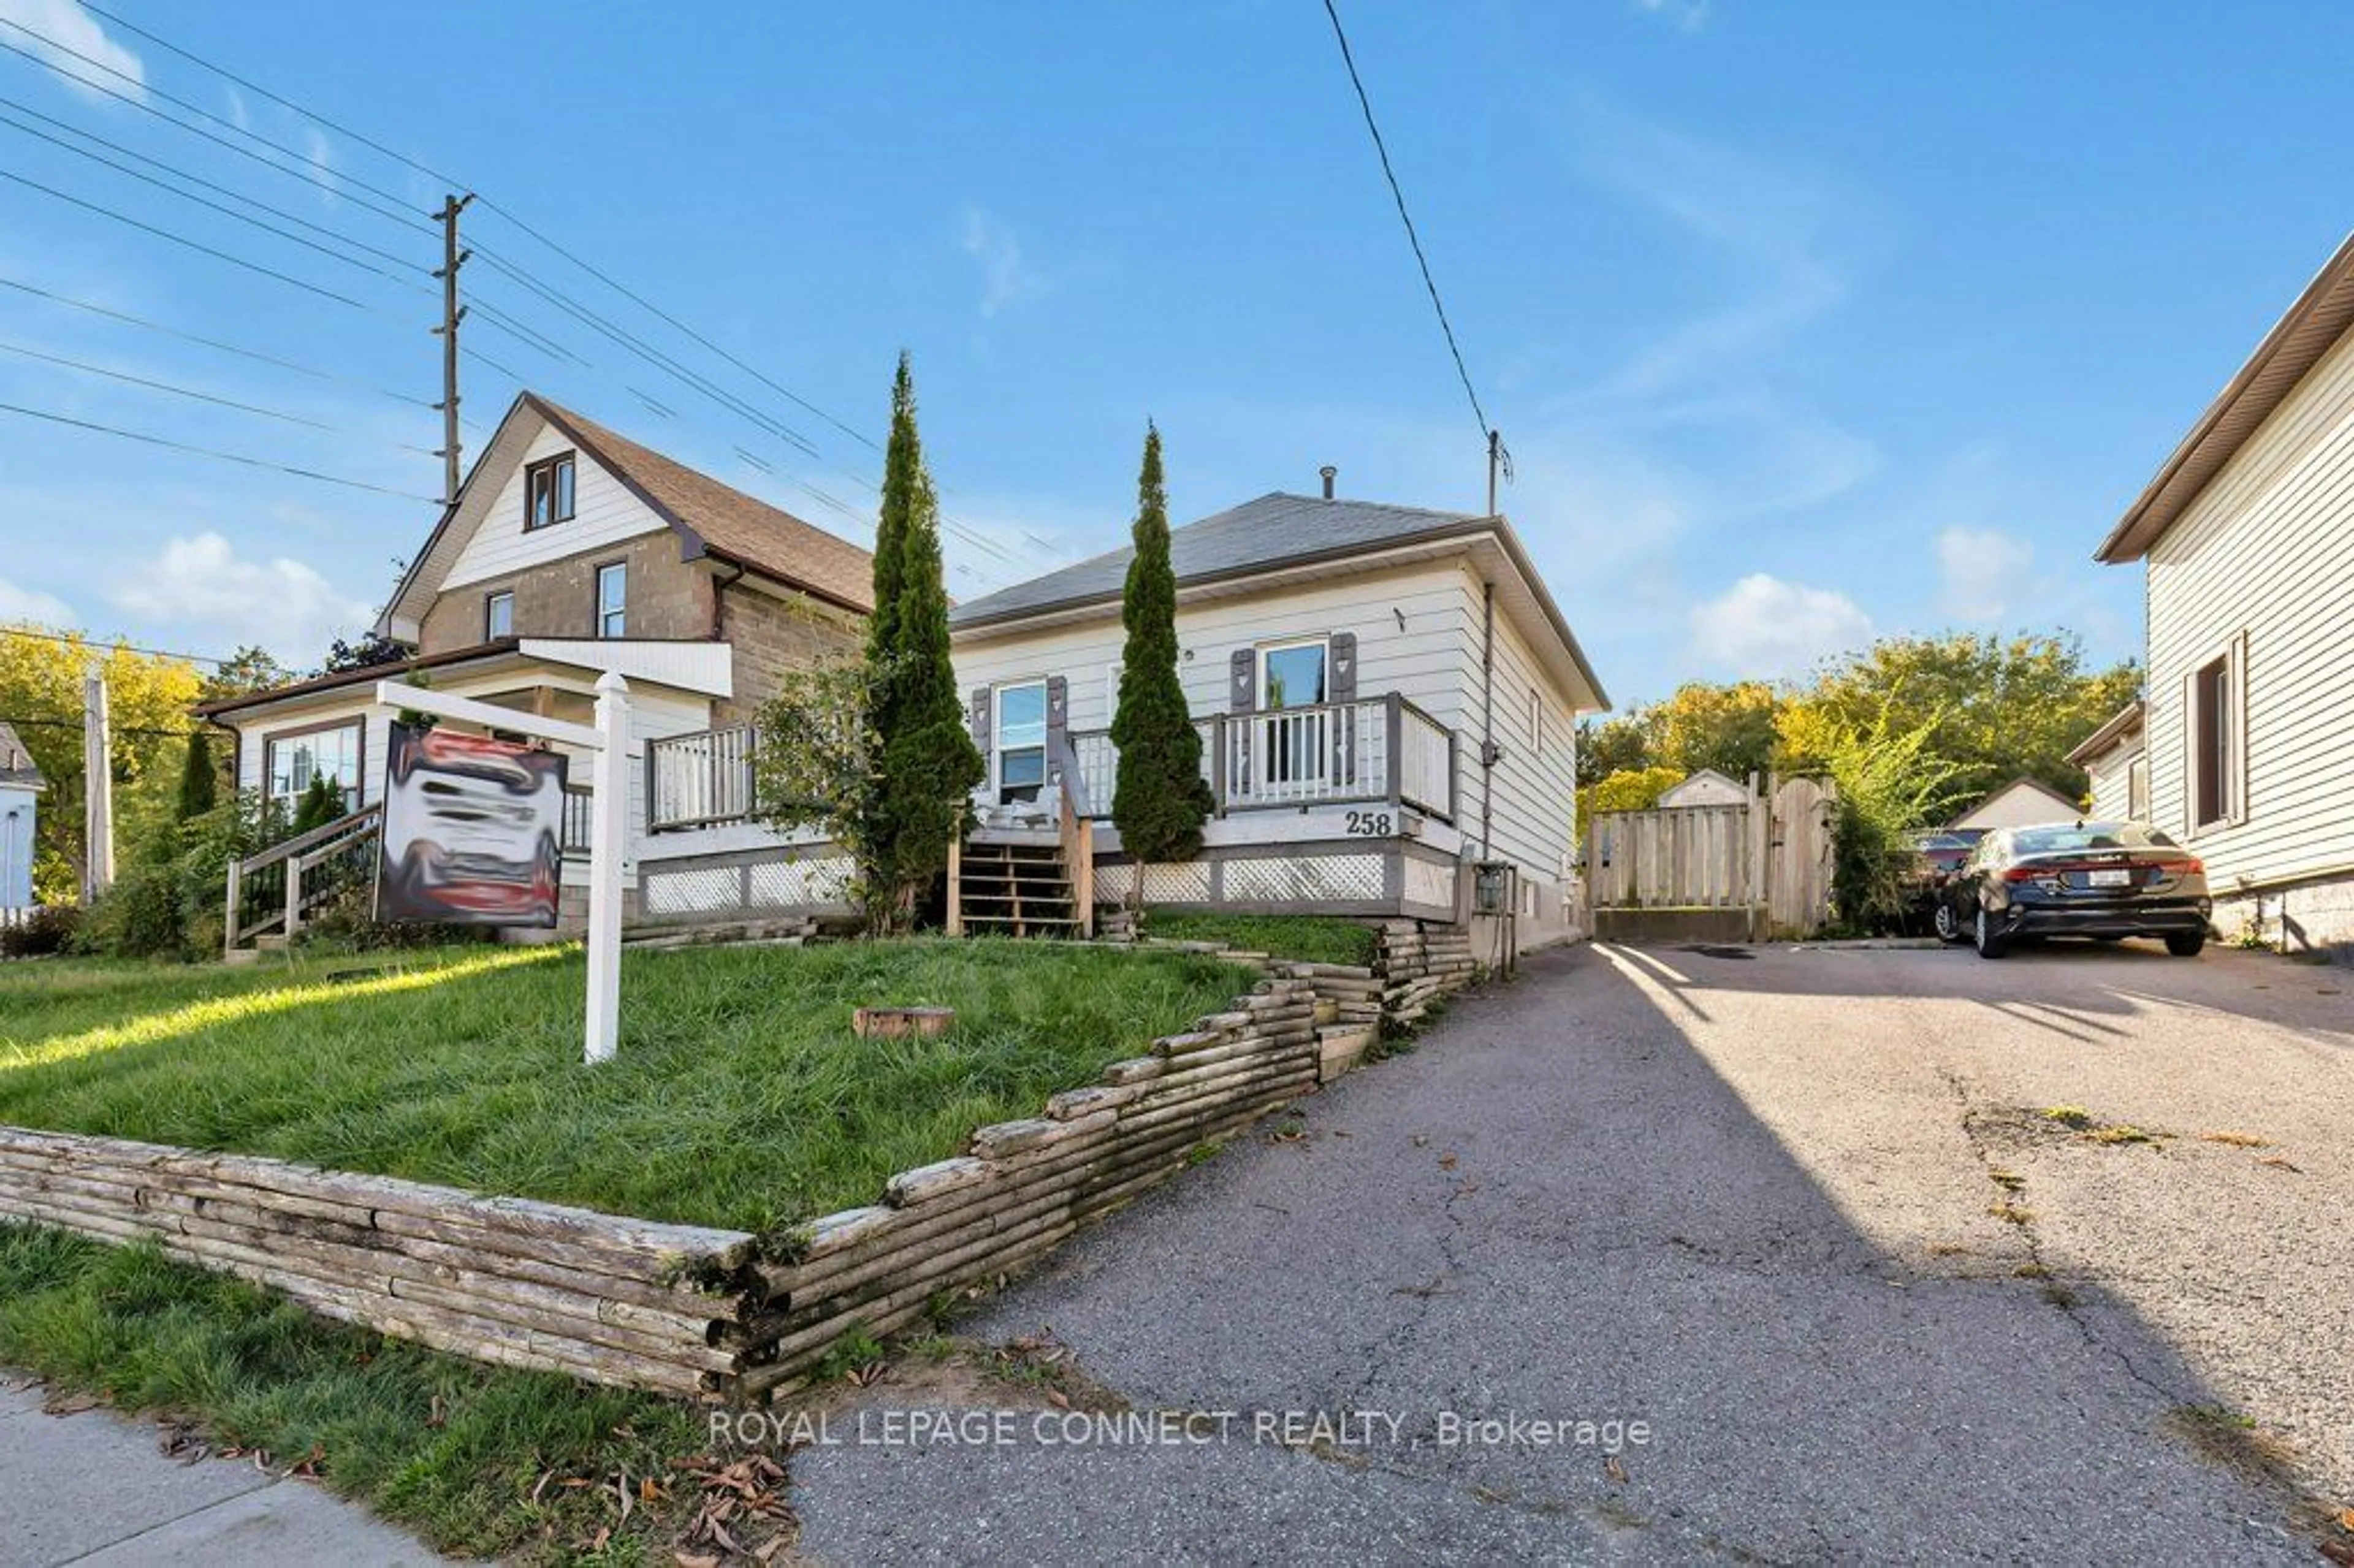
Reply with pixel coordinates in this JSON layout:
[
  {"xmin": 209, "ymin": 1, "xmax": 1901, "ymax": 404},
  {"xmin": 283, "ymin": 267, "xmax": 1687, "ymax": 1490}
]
[
  {"xmin": 2165, "ymin": 931, "xmax": 2206, "ymax": 957},
  {"xmin": 1974, "ymin": 906, "xmax": 2009, "ymax": 960},
  {"xmin": 1933, "ymin": 901, "xmax": 1964, "ymax": 944}
]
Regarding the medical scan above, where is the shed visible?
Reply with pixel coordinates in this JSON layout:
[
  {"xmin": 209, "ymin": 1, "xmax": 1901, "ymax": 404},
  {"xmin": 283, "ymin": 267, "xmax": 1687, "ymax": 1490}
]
[
  {"xmin": 1946, "ymin": 777, "xmax": 2082, "ymax": 834},
  {"xmin": 1656, "ymin": 769, "xmax": 1751, "ymax": 809}
]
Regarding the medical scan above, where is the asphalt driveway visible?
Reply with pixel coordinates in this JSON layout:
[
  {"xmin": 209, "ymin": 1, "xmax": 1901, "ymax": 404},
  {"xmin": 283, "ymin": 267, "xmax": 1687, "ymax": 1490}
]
[{"xmin": 790, "ymin": 940, "xmax": 2353, "ymax": 1564}]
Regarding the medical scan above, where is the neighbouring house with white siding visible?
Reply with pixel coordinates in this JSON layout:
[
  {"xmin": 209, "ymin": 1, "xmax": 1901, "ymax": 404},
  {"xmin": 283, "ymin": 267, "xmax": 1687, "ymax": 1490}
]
[
  {"xmin": 0, "ymin": 720, "xmax": 45, "ymax": 911},
  {"xmin": 197, "ymin": 391, "xmax": 869, "ymax": 953},
  {"xmin": 947, "ymin": 488, "xmax": 1609, "ymax": 949},
  {"xmin": 1656, "ymin": 769, "xmax": 1751, "ymax": 810},
  {"xmin": 2089, "ymin": 231, "xmax": 2354, "ymax": 955},
  {"xmin": 2067, "ymin": 701, "xmax": 2147, "ymax": 825}
]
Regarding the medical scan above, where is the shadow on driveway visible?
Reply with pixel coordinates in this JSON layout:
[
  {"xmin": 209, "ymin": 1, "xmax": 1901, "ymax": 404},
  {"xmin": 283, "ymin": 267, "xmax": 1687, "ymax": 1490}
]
[{"xmin": 786, "ymin": 943, "xmax": 2334, "ymax": 1564}]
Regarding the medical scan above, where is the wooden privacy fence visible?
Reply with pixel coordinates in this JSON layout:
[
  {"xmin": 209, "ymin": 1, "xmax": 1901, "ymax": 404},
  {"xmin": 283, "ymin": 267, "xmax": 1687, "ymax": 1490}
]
[{"xmin": 1586, "ymin": 776, "xmax": 1834, "ymax": 940}]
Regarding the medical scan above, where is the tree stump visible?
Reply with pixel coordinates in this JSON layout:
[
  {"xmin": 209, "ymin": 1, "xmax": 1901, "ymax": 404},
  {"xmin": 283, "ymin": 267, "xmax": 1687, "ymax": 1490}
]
[{"xmin": 852, "ymin": 1006, "xmax": 955, "ymax": 1040}]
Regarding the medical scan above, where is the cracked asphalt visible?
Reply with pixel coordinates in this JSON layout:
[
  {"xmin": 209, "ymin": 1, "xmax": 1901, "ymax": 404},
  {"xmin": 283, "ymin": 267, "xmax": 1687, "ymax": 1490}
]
[{"xmin": 789, "ymin": 940, "xmax": 2353, "ymax": 1564}]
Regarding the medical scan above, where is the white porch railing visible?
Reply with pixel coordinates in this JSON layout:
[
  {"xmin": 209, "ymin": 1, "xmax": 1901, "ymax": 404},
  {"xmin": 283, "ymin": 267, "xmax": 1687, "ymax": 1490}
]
[
  {"xmin": 647, "ymin": 725, "xmax": 757, "ymax": 831},
  {"xmin": 1061, "ymin": 694, "xmax": 1455, "ymax": 823}
]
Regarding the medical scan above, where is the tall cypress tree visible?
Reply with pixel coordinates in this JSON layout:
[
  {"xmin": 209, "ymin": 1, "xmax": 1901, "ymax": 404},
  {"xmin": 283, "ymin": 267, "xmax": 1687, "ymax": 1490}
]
[
  {"xmin": 176, "ymin": 731, "xmax": 218, "ymax": 821},
  {"xmin": 1110, "ymin": 423, "xmax": 1212, "ymax": 870},
  {"xmin": 861, "ymin": 354, "xmax": 983, "ymax": 930}
]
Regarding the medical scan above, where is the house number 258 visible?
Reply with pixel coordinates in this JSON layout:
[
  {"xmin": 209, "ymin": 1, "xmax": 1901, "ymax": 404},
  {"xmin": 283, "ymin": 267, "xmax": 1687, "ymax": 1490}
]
[{"xmin": 1344, "ymin": 810, "xmax": 1394, "ymax": 837}]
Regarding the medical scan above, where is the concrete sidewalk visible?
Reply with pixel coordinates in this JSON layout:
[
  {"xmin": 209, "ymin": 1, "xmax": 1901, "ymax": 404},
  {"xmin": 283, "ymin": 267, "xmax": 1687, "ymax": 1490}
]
[{"xmin": 0, "ymin": 1379, "xmax": 440, "ymax": 1567}]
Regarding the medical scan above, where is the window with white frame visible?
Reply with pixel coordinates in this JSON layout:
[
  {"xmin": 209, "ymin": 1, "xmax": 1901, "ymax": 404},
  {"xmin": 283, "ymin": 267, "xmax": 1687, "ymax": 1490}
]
[
  {"xmin": 994, "ymin": 680, "xmax": 1047, "ymax": 804},
  {"xmin": 594, "ymin": 561, "xmax": 627, "ymax": 638},
  {"xmin": 2187, "ymin": 636, "xmax": 2246, "ymax": 830},
  {"xmin": 2127, "ymin": 754, "xmax": 2150, "ymax": 821},
  {"xmin": 264, "ymin": 721, "xmax": 363, "ymax": 812},
  {"xmin": 485, "ymin": 590, "xmax": 514, "ymax": 639},
  {"xmin": 525, "ymin": 452, "xmax": 576, "ymax": 530}
]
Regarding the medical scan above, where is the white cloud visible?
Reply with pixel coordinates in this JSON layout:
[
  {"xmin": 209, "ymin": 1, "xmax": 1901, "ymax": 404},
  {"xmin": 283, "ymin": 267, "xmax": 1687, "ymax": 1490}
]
[
  {"xmin": 102, "ymin": 533, "xmax": 370, "ymax": 661},
  {"xmin": 959, "ymin": 208, "xmax": 1045, "ymax": 318},
  {"xmin": 1635, "ymin": 0, "xmax": 1712, "ymax": 34},
  {"xmin": 1687, "ymin": 573, "xmax": 1873, "ymax": 680},
  {"xmin": 1936, "ymin": 524, "xmax": 2033, "ymax": 622},
  {"xmin": 0, "ymin": 574, "xmax": 75, "ymax": 626},
  {"xmin": 0, "ymin": 0, "xmax": 145, "ymax": 102}
]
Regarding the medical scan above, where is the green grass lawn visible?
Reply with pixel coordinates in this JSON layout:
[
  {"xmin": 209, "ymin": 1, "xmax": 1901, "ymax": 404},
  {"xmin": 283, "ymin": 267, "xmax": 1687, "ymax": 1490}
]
[
  {"xmin": 0, "ymin": 938, "xmax": 1249, "ymax": 1233},
  {"xmin": 1137, "ymin": 910, "xmax": 1379, "ymax": 967},
  {"xmin": 0, "ymin": 1224, "xmax": 729, "ymax": 1563}
]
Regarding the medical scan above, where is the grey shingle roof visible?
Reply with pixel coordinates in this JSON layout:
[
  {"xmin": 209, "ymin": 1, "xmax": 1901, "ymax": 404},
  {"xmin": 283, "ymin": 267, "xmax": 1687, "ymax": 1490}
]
[
  {"xmin": 0, "ymin": 721, "xmax": 44, "ymax": 789},
  {"xmin": 950, "ymin": 492, "xmax": 1487, "ymax": 627}
]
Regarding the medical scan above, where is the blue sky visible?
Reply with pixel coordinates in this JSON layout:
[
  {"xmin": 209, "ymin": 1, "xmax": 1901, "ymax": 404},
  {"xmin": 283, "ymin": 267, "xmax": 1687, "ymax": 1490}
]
[{"xmin": 0, "ymin": 1, "xmax": 2348, "ymax": 706}]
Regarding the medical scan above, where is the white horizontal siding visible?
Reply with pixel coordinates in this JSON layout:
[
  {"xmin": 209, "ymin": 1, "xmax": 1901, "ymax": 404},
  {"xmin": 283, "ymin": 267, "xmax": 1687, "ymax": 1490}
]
[
  {"xmin": 951, "ymin": 555, "xmax": 1584, "ymax": 888},
  {"xmin": 2144, "ymin": 318, "xmax": 2354, "ymax": 889},
  {"xmin": 2084, "ymin": 747, "xmax": 2138, "ymax": 822},
  {"xmin": 441, "ymin": 424, "xmax": 668, "ymax": 591}
]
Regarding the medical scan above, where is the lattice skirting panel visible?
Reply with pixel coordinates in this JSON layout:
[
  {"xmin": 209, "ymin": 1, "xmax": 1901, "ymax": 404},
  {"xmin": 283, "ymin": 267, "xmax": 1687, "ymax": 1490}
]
[
  {"xmin": 1221, "ymin": 852, "xmax": 1384, "ymax": 903},
  {"xmin": 643, "ymin": 854, "xmax": 854, "ymax": 919},
  {"xmin": 1403, "ymin": 856, "xmax": 1457, "ymax": 911},
  {"xmin": 748, "ymin": 856, "xmax": 854, "ymax": 907}
]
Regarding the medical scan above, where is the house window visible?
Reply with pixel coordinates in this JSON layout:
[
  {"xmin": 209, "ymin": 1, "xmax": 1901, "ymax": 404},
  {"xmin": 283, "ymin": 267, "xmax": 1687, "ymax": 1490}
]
[
  {"xmin": 264, "ymin": 721, "xmax": 363, "ymax": 812},
  {"xmin": 2127, "ymin": 755, "xmax": 2150, "ymax": 821},
  {"xmin": 595, "ymin": 561, "xmax": 627, "ymax": 638},
  {"xmin": 485, "ymin": 590, "xmax": 514, "ymax": 639},
  {"xmin": 525, "ymin": 453, "xmax": 576, "ymax": 530},
  {"xmin": 1258, "ymin": 637, "xmax": 1329, "ymax": 788},
  {"xmin": 2190, "ymin": 654, "xmax": 2233, "ymax": 828},
  {"xmin": 994, "ymin": 681, "xmax": 1047, "ymax": 804}
]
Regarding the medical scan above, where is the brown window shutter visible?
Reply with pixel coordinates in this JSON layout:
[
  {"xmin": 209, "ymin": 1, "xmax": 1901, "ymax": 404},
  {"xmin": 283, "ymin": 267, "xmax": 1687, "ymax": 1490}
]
[
  {"xmin": 1327, "ymin": 632, "xmax": 1357, "ymax": 782},
  {"xmin": 1045, "ymin": 675, "xmax": 1068, "ymax": 747},
  {"xmin": 1228, "ymin": 649, "xmax": 1255, "ymax": 790},
  {"xmin": 969, "ymin": 687, "xmax": 991, "ymax": 753}
]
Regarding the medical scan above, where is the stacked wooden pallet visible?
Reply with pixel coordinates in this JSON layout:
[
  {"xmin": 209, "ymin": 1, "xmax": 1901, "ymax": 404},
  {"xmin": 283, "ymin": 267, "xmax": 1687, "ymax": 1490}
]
[
  {"xmin": 1374, "ymin": 920, "xmax": 1479, "ymax": 1027},
  {"xmin": 622, "ymin": 915, "xmax": 818, "ymax": 951},
  {"xmin": 731, "ymin": 975, "xmax": 1322, "ymax": 1399},
  {"xmin": 0, "ymin": 1127, "xmax": 755, "ymax": 1398}
]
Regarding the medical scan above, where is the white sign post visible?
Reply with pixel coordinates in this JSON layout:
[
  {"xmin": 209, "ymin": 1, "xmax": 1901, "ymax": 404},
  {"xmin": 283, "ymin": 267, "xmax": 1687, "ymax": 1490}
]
[{"xmin": 375, "ymin": 671, "xmax": 632, "ymax": 1065}]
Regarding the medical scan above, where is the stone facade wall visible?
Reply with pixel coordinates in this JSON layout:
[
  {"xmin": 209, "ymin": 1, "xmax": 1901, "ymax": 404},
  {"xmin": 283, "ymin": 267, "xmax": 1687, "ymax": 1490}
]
[
  {"xmin": 712, "ymin": 585, "xmax": 863, "ymax": 725},
  {"xmin": 2212, "ymin": 877, "xmax": 2354, "ymax": 961},
  {"xmin": 419, "ymin": 532, "xmax": 715, "ymax": 652}
]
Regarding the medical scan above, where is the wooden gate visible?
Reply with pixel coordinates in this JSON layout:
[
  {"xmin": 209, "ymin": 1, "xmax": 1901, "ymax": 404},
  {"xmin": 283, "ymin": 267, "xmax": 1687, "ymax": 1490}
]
[{"xmin": 1585, "ymin": 776, "xmax": 1834, "ymax": 942}]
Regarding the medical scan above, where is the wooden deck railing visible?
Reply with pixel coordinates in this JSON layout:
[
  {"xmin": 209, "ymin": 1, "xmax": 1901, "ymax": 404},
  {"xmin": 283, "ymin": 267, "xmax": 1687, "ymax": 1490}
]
[
  {"xmin": 1060, "ymin": 693, "xmax": 1456, "ymax": 824},
  {"xmin": 647, "ymin": 725, "xmax": 757, "ymax": 832},
  {"xmin": 223, "ymin": 803, "xmax": 383, "ymax": 954}
]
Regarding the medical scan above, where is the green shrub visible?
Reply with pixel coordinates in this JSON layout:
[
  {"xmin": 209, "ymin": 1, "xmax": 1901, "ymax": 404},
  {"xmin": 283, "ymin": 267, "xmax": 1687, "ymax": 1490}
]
[{"xmin": 0, "ymin": 904, "xmax": 78, "ymax": 958}]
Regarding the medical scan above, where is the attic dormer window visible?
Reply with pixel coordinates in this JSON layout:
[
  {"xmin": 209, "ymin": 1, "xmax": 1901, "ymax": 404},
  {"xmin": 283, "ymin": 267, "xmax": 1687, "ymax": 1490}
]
[{"xmin": 525, "ymin": 452, "xmax": 576, "ymax": 530}]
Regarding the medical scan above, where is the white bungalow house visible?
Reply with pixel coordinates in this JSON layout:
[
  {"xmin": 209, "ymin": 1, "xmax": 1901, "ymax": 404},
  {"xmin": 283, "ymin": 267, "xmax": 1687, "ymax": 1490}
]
[
  {"xmin": 1945, "ymin": 776, "xmax": 2083, "ymax": 839},
  {"xmin": 198, "ymin": 392, "xmax": 869, "ymax": 951},
  {"xmin": 0, "ymin": 720, "xmax": 44, "ymax": 911},
  {"xmin": 946, "ymin": 487, "xmax": 1609, "ymax": 948},
  {"xmin": 2087, "ymin": 229, "xmax": 2354, "ymax": 953}
]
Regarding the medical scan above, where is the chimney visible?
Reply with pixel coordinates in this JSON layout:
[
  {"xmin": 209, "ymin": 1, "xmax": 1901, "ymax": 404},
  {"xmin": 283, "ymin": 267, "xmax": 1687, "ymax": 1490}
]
[{"xmin": 1319, "ymin": 465, "xmax": 1337, "ymax": 500}]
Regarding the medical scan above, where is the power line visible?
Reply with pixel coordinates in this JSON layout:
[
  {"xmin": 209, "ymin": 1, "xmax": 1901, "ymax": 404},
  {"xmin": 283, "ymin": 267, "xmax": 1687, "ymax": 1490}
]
[
  {"xmin": 0, "ymin": 14, "xmax": 428, "ymax": 224},
  {"xmin": 0, "ymin": 401, "xmax": 437, "ymax": 501},
  {"xmin": 0, "ymin": 626, "xmax": 230, "ymax": 666},
  {"xmin": 78, "ymin": 0, "xmax": 466, "ymax": 192},
  {"xmin": 0, "ymin": 273, "xmax": 439, "ymax": 412},
  {"xmin": 0, "ymin": 90, "xmax": 425, "ymax": 276},
  {"xmin": 0, "ymin": 714, "xmax": 194, "ymax": 737},
  {"xmin": 0, "ymin": 33, "xmax": 431, "ymax": 241},
  {"xmin": 0, "ymin": 338, "xmax": 440, "ymax": 454},
  {"xmin": 0, "ymin": 161, "xmax": 375, "ymax": 310},
  {"xmin": 1319, "ymin": 0, "xmax": 1491, "ymax": 443}
]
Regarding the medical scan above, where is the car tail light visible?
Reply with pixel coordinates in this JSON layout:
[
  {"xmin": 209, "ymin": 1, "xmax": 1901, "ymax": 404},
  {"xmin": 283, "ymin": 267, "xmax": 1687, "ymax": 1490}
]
[
  {"xmin": 2002, "ymin": 866, "xmax": 2044, "ymax": 883},
  {"xmin": 2153, "ymin": 857, "xmax": 2203, "ymax": 876}
]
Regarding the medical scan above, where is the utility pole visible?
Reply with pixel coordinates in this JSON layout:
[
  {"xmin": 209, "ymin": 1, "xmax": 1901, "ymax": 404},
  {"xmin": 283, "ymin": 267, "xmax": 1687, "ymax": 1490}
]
[
  {"xmin": 81, "ymin": 668, "xmax": 112, "ymax": 905},
  {"xmin": 432, "ymin": 192, "xmax": 475, "ymax": 506},
  {"xmin": 1485, "ymin": 427, "xmax": 1512, "ymax": 518}
]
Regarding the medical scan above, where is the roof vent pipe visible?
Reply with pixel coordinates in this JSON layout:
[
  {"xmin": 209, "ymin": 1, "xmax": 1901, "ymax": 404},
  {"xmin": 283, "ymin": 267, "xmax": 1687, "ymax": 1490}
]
[{"xmin": 1319, "ymin": 465, "xmax": 1337, "ymax": 500}]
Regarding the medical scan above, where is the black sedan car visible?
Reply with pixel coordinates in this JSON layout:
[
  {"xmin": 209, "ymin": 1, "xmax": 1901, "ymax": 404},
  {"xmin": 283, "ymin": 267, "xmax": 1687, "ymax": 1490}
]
[{"xmin": 1936, "ymin": 821, "xmax": 2212, "ymax": 959}]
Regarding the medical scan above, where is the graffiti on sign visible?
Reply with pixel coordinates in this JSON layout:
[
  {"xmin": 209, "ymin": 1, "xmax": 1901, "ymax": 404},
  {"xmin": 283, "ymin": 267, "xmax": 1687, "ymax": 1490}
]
[{"xmin": 378, "ymin": 722, "xmax": 567, "ymax": 927}]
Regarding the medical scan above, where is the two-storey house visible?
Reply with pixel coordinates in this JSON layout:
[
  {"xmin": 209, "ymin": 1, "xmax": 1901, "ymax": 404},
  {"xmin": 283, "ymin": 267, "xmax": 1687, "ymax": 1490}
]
[{"xmin": 199, "ymin": 392, "xmax": 870, "ymax": 950}]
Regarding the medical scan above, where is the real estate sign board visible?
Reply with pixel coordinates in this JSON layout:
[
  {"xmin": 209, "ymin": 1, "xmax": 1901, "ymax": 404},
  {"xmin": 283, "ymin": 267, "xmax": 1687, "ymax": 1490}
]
[{"xmin": 377, "ymin": 721, "xmax": 567, "ymax": 927}]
